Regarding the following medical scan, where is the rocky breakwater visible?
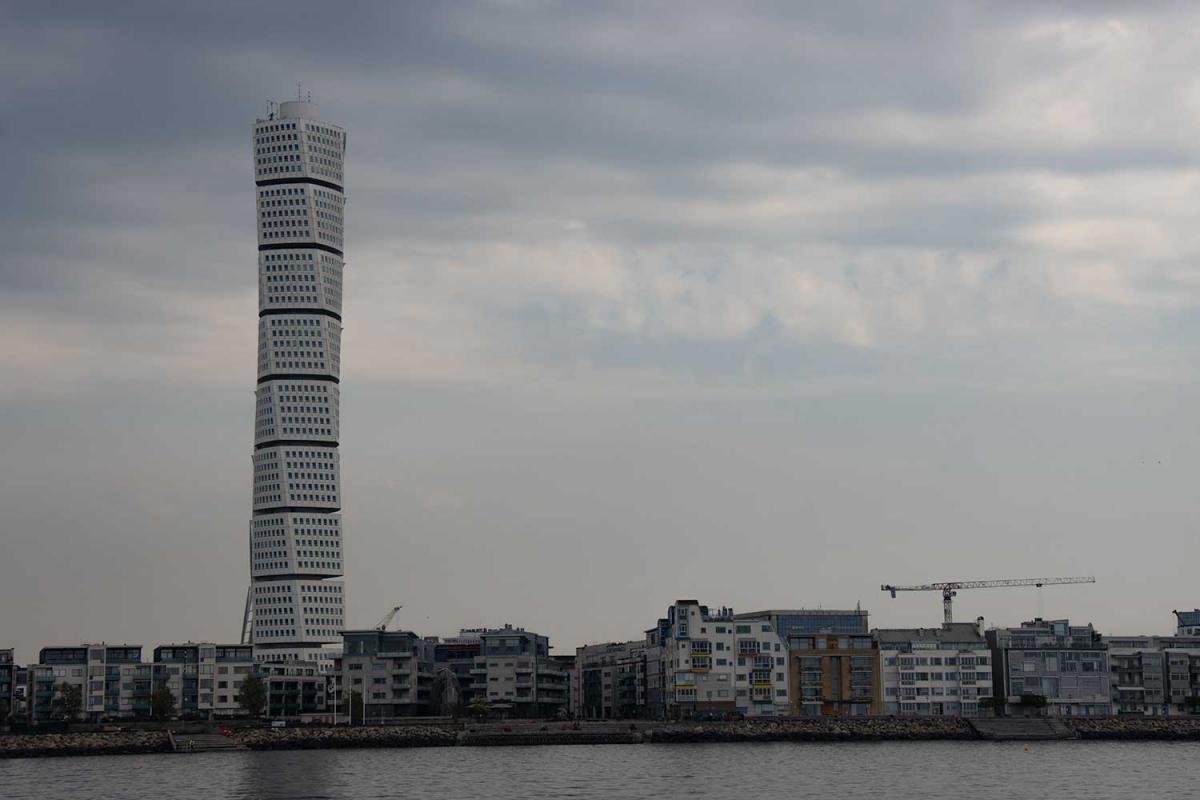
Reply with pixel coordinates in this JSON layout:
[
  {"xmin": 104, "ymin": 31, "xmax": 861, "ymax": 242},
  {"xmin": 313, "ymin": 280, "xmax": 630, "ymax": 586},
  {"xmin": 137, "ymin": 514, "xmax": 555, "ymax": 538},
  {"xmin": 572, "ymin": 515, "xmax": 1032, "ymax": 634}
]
[
  {"xmin": 645, "ymin": 717, "xmax": 976, "ymax": 743},
  {"xmin": 459, "ymin": 723, "xmax": 644, "ymax": 747},
  {"xmin": 1066, "ymin": 718, "xmax": 1200, "ymax": 740},
  {"xmin": 233, "ymin": 725, "xmax": 458, "ymax": 751},
  {"xmin": 0, "ymin": 731, "xmax": 172, "ymax": 759}
]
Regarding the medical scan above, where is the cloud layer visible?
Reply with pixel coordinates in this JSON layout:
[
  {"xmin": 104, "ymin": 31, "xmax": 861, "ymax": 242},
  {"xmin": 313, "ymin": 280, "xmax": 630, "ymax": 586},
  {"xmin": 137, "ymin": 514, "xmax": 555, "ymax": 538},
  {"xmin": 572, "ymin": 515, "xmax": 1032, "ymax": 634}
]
[{"xmin": 2, "ymin": 2, "xmax": 1198, "ymax": 660}]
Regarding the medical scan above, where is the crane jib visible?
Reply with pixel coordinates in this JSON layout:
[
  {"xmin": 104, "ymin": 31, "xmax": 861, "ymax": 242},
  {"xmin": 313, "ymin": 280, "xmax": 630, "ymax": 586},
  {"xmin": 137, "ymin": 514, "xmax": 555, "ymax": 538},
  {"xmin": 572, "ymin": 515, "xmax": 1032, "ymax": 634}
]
[{"xmin": 879, "ymin": 577, "xmax": 1096, "ymax": 623}]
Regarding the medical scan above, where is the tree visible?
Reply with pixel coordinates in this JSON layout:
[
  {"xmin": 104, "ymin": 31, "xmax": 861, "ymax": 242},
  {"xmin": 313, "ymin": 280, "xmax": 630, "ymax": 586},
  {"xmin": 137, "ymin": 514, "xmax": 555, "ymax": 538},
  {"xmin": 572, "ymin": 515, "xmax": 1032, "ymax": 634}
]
[
  {"xmin": 468, "ymin": 696, "xmax": 489, "ymax": 720},
  {"xmin": 150, "ymin": 684, "xmax": 176, "ymax": 721},
  {"xmin": 1018, "ymin": 694, "xmax": 1047, "ymax": 716},
  {"xmin": 430, "ymin": 669, "xmax": 461, "ymax": 718},
  {"xmin": 236, "ymin": 675, "xmax": 267, "ymax": 719},
  {"xmin": 54, "ymin": 682, "xmax": 83, "ymax": 722}
]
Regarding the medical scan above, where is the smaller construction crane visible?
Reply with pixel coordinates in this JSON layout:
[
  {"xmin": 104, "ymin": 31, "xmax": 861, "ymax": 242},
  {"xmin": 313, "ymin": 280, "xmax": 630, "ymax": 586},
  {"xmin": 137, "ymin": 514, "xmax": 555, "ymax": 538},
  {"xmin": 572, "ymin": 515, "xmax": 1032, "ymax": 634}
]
[
  {"xmin": 375, "ymin": 605, "xmax": 403, "ymax": 631},
  {"xmin": 881, "ymin": 577, "xmax": 1095, "ymax": 624}
]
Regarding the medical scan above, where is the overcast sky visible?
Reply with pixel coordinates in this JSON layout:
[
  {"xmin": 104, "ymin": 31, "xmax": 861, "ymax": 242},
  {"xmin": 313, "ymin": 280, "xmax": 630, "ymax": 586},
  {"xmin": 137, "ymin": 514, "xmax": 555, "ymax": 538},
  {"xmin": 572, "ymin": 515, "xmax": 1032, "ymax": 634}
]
[{"xmin": 2, "ymin": 1, "xmax": 1198, "ymax": 663}]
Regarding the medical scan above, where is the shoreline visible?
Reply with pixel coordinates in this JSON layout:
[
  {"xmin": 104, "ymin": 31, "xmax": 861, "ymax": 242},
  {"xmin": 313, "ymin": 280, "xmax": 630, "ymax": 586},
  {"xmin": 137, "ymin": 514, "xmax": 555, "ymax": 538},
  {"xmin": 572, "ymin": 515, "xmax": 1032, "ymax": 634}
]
[{"xmin": 5, "ymin": 717, "xmax": 1200, "ymax": 759}]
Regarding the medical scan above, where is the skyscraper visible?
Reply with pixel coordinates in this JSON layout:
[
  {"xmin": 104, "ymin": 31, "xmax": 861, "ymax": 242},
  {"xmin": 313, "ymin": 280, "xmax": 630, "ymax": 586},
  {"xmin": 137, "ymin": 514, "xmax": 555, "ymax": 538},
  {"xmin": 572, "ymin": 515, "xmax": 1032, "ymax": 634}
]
[{"xmin": 242, "ymin": 96, "xmax": 347, "ymax": 667}]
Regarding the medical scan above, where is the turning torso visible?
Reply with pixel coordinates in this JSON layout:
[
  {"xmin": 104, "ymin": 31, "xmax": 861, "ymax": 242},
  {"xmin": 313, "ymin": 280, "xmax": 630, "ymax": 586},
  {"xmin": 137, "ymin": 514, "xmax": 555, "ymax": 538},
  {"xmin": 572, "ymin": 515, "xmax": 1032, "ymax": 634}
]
[{"xmin": 244, "ymin": 98, "xmax": 347, "ymax": 666}]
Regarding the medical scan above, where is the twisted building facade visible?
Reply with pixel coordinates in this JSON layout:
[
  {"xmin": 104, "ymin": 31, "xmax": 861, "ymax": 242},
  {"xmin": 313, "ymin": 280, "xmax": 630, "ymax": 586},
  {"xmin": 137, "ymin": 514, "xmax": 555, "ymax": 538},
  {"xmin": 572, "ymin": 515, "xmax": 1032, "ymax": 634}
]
[{"xmin": 243, "ymin": 98, "xmax": 347, "ymax": 667}]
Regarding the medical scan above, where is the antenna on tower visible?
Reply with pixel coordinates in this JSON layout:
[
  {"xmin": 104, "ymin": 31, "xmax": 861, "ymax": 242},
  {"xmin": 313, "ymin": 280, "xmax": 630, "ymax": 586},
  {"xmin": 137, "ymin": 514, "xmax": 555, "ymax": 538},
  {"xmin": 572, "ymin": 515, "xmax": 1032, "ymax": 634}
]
[{"xmin": 298, "ymin": 82, "xmax": 303, "ymax": 101}]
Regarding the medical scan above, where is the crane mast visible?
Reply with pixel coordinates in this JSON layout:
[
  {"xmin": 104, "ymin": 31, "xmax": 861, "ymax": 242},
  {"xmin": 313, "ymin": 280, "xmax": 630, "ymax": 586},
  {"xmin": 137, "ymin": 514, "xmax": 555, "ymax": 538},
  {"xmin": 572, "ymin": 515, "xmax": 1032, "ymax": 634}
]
[{"xmin": 880, "ymin": 576, "xmax": 1095, "ymax": 624}]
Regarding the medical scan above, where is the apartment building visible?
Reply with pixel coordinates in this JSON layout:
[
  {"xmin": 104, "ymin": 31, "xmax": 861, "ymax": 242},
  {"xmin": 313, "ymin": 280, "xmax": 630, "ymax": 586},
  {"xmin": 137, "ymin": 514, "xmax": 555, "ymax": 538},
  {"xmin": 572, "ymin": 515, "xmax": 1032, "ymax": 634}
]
[
  {"xmin": 786, "ymin": 632, "xmax": 881, "ymax": 717},
  {"xmin": 470, "ymin": 626, "xmax": 569, "ymax": 718},
  {"xmin": 334, "ymin": 630, "xmax": 435, "ymax": 720},
  {"xmin": 643, "ymin": 627, "xmax": 667, "ymax": 719},
  {"xmin": 151, "ymin": 643, "xmax": 255, "ymax": 719},
  {"xmin": 550, "ymin": 653, "xmax": 577, "ymax": 717},
  {"xmin": 987, "ymin": 619, "xmax": 1111, "ymax": 717},
  {"xmin": 1174, "ymin": 610, "xmax": 1200, "ymax": 637},
  {"xmin": 29, "ymin": 644, "xmax": 147, "ymax": 723},
  {"xmin": 12, "ymin": 665, "xmax": 28, "ymax": 723},
  {"xmin": 260, "ymin": 660, "xmax": 329, "ymax": 722},
  {"xmin": 432, "ymin": 633, "xmax": 482, "ymax": 713},
  {"xmin": 876, "ymin": 622, "xmax": 992, "ymax": 717},
  {"xmin": 0, "ymin": 649, "xmax": 14, "ymax": 723},
  {"xmin": 575, "ymin": 640, "xmax": 649, "ymax": 719},
  {"xmin": 659, "ymin": 600, "xmax": 791, "ymax": 719},
  {"xmin": 1107, "ymin": 635, "xmax": 1200, "ymax": 716}
]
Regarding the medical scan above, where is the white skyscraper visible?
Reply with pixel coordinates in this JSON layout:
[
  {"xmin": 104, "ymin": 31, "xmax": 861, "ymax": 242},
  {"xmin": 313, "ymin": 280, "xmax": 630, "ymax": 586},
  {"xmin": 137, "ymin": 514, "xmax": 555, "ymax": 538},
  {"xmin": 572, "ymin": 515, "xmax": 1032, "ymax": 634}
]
[{"xmin": 242, "ymin": 96, "xmax": 347, "ymax": 667}]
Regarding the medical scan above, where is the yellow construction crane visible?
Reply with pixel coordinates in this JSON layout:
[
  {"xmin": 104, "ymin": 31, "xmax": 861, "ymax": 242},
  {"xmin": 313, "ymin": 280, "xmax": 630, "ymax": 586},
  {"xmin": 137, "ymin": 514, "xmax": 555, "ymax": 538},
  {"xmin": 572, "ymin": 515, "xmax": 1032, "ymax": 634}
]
[{"xmin": 881, "ymin": 577, "xmax": 1096, "ymax": 624}]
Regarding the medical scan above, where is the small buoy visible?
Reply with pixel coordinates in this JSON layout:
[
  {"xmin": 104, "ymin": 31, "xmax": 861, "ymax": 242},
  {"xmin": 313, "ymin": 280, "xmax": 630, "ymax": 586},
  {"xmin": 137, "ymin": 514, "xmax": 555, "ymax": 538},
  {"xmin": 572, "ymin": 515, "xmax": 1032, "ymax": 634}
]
[{"xmin": 1023, "ymin": 747, "xmax": 1029, "ymax": 752}]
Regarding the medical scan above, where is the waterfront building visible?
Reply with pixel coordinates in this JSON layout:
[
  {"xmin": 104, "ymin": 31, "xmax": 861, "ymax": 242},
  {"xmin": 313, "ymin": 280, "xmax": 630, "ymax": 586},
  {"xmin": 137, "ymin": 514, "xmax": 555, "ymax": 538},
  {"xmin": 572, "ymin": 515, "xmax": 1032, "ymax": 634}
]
[
  {"xmin": 550, "ymin": 653, "xmax": 577, "ymax": 717},
  {"xmin": 29, "ymin": 644, "xmax": 147, "ymax": 723},
  {"xmin": 987, "ymin": 619, "xmax": 1111, "ymax": 717},
  {"xmin": 575, "ymin": 640, "xmax": 650, "ymax": 719},
  {"xmin": 659, "ymin": 601, "xmax": 792, "ymax": 719},
  {"xmin": 432, "ymin": 633, "xmax": 483, "ymax": 713},
  {"xmin": 333, "ymin": 630, "xmax": 435, "ymax": 720},
  {"xmin": 468, "ymin": 626, "xmax": 569, "ymax": 718},
  {"xmin": 244, "ymin": 95, "xmax": 348, "ymax": 669},
  {"xmin": 260, "ymin": 660, "xmax": 329, "ymax": 721},
  {"xmin": 643, "ymin": 627, "xmax": 668, "ymax": 719},
  {"xmin": 786, "ymin": 632, "xmax": 881, "ymax": 717},
  {"xmin": 0, "ymin": 649, "xmax": 14, "ymax": 723},
  {"xmin": 1174, "ymin": 610, "xmax": 1200, "ymax": 637},
  {"xmin": 1107, "ymin": 635, "xmax": 1200, "ymax": 716},
  {"xmin": 875, "ymin": 622, "xmax": 992, "ymax": 717},
  {"xmin": 12, "ymin": 665, "xmax": 28, "ymax": 722},
  {"xmin": 151, "ymin": 643, "xmax": 255, "ymax": 719}
]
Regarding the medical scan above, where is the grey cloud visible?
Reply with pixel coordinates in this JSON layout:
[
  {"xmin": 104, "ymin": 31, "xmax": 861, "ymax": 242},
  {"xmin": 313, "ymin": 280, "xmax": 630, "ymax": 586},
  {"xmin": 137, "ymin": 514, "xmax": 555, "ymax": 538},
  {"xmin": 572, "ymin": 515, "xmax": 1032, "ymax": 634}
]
[{"xmin": 2, "ymin": 1, "xmax": 1199, "ymax": 662}]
